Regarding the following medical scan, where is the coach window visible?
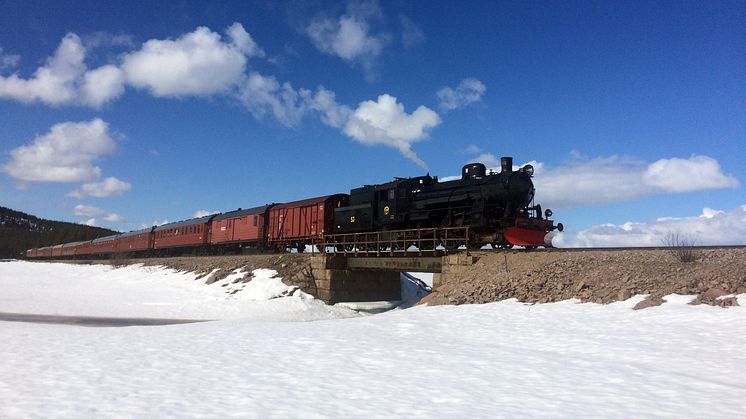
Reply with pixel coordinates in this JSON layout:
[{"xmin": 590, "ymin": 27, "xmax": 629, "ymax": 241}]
[{"xmin": 253, "ymin": 215, "xmax": 258, "ymax": 227}]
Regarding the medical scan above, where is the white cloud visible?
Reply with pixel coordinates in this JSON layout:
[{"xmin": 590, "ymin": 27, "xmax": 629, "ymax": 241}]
[
  {"xmin": 193, "ymin": 210, "xmax": 219, "ymax": 218},
  {"xmin": 0, "ymin": 34, "xmax": 125, "ymax": 108},
  {"xmin": 3, "ymin": 118, "xmax": 117, "ymax": 183},
  {"xmin": 103, "ymin": 213, "xmax": 124, "ymax": 222},
  {"xmin": 344, "ymin": 94, "xmax": 440, "ymax": 170},
  {"xmin": 237, "ymin": 72, "xmax": 310, "ymax": 127},
  {"xmin": 306, "ymin": 1, "xmax": 390, "ymax": 76},
  {"xmin": 237, "ymin": 75, "xmax": 437, "ymax": 169},
  {"xmin": 74, "ymin": 204, "xmax": 122, "ymax": 224},
  {"xmin": 471, "ymin": 153, "xmax": 500, "ymax": 168},
  {"xmin": 531, "ymin": 155, "xmax": 739, "ymax": 209},
  {"xmin": 80, "ymin": 64, "xmax": 125, "ymax": 108},
  {"xmin": 122, "ymin": 23, "xmax": 260, "ymax": 97},
  {"xmin": 83, "ymin": 218, "xmax": 97, "ymax": 227},
  {"xmin": 399, "ymin": 15, "xmax": 425, "ymax": 48},
  {"xmin": 554, "ymin": 205, "xmax": 746, "ymax": 247},
  {"xmin": 68, "ymin": 176, "xmax": 131, "ymax": 198},
  {"xmin": 0, "ymin": 47, "xmax": 20, "ymax": 70},
  {"xmin": 643, "ymin": 155, "xmax": 739, "ymax": 192},
  {"xmin": 437, "ymin": 78, "xmax": 486, "ymax": 111},
  {"xmin": 465, "ymin": 144, "xmax": 482, "ymax": 154}
]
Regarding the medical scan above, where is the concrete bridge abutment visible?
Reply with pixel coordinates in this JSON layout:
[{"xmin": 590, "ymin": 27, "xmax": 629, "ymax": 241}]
[{"xmin": 308, "ymin": 253, "xmax": 475, "ymax": 304}]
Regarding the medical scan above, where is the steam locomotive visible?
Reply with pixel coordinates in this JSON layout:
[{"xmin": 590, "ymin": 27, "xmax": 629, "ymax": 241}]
[{"xmin": 334, "ymin": 156, "xmax": 562, "ymax": 248}]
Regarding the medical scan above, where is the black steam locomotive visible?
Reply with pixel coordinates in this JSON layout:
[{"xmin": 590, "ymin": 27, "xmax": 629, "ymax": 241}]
[{"xmin": 333, "ymin": 156, "xmax": 562, "ymax": 248}]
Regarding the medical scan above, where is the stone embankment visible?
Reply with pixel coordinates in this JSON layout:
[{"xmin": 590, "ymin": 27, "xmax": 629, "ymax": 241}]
[
  {"xmin": 423, "ymin": 248, "xmax": 746, "ymax": 308},
  {"xmin": 67, "ymin": 248, "xmax": 745, "ymax": 308}
]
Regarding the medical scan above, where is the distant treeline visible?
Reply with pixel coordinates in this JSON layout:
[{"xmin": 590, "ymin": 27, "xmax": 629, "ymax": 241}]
[{"xmin": 0, "ymin": 206, "xmax": 118, "ymax": 258}]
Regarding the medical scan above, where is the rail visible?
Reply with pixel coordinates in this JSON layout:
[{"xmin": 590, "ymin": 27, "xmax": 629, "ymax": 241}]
[{"xmin": 318, "ymin": 226, "xmax": 470, "ymax": 256}]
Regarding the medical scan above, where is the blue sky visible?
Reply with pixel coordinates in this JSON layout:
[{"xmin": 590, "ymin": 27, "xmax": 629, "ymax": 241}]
[{"xmin": 1, "ymin": 0, "xmax": 744, "ymax": 246}]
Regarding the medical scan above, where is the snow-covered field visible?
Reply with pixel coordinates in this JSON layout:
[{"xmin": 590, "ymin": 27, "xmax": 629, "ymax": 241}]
[{"xmin": 1, "ymin": 261, "xmax": 745, "ymax": 417}]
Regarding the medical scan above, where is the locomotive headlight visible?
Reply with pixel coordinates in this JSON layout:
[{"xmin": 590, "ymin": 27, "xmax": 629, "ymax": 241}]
[
  {"xmin": 521, "ymin": 164, "xmax": 534, "ymax": 176},
  {"xmin": 544, "ymin": 208, "xmax": 553, "ymax": 218}
]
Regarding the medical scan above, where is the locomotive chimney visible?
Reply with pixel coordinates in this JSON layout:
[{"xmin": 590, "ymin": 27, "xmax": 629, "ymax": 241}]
[{"xmin": 501, "ymin": 157, "xmax": 513, "ymax": 173}]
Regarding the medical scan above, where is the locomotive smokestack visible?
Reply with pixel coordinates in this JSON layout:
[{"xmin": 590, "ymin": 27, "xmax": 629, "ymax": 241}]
[{"xmin": 501, "ymin": 157, "xmax": 513, "ymax": 173}]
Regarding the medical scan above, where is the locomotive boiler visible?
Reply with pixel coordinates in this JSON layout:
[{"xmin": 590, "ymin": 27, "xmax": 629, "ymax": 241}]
[{"xmin": 333, "ymin": 156, "xmax": 562, "ymax": 248}]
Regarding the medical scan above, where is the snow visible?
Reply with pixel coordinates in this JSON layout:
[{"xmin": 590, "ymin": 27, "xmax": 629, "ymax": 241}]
[
  {"xmin": 1, "ymin": 260, "xmax": 746, "ymax": 417},
  {"xmin": 0, "ymin": 261, "xmax": 358, "ymax": 321}
]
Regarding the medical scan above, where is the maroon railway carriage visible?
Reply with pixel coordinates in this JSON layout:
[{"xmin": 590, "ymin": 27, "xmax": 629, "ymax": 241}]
[
  {"xmin": 38, "ymin": 246, "xmax": 52, "ymax": 258},
  {"xmin": 153, "ymin": 215, "xmax": 217, "ymax": 251},
  {"xmin": 61, "ymin": 241, "xmax": 84, "ymax": 258},
  {"xmin": 51, "ymin": 244, "xmax": 64, "ymax": 258},
  {"xmin": 116, "ymin": 227, "xmax": 155, "ymax": 253},
  {"xmin": 210, "ymin": 205, "xmax": 271, "ymax": 247},
  {"xmin": 89, "ymin": 235, "xmax": 118, "ymax": 256},
  {"xmin": 25, "ymin": 248, "xmax": 36, "ymax": 258},
  {"xmin": 267, "ymin": 194, "xmax": 348, "ymax": 250}
]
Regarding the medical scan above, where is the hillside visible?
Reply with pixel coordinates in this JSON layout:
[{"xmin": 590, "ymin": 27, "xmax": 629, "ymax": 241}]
[{"xmin": 0, "ymin": 206, "xmax": 118, "ymax": 258}]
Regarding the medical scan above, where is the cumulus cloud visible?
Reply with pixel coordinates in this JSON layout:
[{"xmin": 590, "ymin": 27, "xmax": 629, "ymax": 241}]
[
  {"xmin": 83, "ymin": 218, "xmax": 97, "ymax": 227},
  {"xmin": 122, "ymin": 23, "xmax": 261, "ymax": 97},
  {"xmin": 74, "ymin": 204, "xmax": 122, "ymax": 224},
  {"xmin": 554, "ymin": 205, "xmax": 746, "ymax": 247},
  {"xmin": 3, "ymin": 118, "xmax": 117, "ymax": 183},
  {"xmin": 193, "ymin": 210, "xmax": 219, "ymax": 218},
  {"xmin": 437, "ymin": 78, "xmax": 486, "ymax": 111},
  {"xmin": 344, "ymin": 94, "xmax": 440, "ymax": 170},
  {"xmin": 236, "ymin": 75, "xmax": 437, "ymax": 169},
  {"xmin": 237, "ymin": 72, "xmax": 310, "ymax": 126},
  {"xmin": 0, "ymin": 34, "xmax": 125, "ymax": 107},
  {"xmin": 68, "ymin": 176, "xmax": 131, "ymax": 199},
  {"xmin": 531, "ymin": 155, "xmax": 739, "ymax": 208},
  {"xmin": 471, "ymin": 153, "xmax": 500, "ymax": 168},
  {"xmin": 465, "ymin": 144, "xmax": 482, "ymax": 154},
  {"xmin": 306, "ymin": 1, "xmax": 390, "ymax": 76}
]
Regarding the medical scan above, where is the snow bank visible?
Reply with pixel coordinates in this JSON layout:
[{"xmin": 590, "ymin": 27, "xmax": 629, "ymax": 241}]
[{"xmin": 0, "ymin": 261, "xmax": 358, "ymax": 321}]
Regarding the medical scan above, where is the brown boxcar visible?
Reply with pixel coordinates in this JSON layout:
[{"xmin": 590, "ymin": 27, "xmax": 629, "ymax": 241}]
[
  {"xmin": 210, "ymin": 205, "xmax": 271, "ymax": 245},
  {"xmin": 267, "ymin": 194, "xmax": 348, "ymax": 247},
  {"xmin": 153, "ymin": 215, "xmax": 217, "ymax": 250},
  {"xmin": 116, "ymin": 227, "xmax": 155, "ymax": 253},
  {"xmin": 90, "ymin": 235, "xmax": 118, "ymax": 255}
]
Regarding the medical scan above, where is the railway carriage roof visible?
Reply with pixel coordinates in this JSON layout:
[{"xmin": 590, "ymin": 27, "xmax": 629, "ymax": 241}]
[
  {"xmin": 212, "ymin": 205, "xmax": 270, "ymax": 221},
  {"xmin": 118, "ymin": 227, "xmax": 155, "ymax": 239},
  {"xmin": 153, "ymin": 215, "xmax": 217, "ymax": 231},
  {"xmin": 92, "ymin": 234, "xmax": 120, "ymax": 243}
]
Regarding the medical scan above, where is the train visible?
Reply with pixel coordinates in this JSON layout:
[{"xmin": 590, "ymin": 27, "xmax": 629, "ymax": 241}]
[{"xmin": 25, "ymin": 157, "xmax": 562, "ymax": 259}]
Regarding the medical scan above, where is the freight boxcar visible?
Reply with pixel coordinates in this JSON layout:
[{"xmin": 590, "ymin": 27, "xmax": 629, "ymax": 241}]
[
  {"xmin": 210, "ymin": 205, "xmax": 271, "ymax": 248},
  {"xmin": 153, "ymin": 215, "xmax": 217, "ymax": 252},
  {"xmin": 267, "ymin": 194, "xmax": 348, "ymax": 250},
  {"xmin": 116, "ymin": 227, "xmax": 155, "ymax": 254}
]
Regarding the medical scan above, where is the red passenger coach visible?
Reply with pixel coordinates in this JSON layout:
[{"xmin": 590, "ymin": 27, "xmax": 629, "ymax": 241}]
[
  {"xmin": 153, "ymin": 215, "xmax": 216, "ymax": 251},
  {"xmin": 90, "ymin": 235, "xmax": 118, "ymax": 255},
  {"xmin": 267, "ymin": 194, "xmax": 348, "ymax": 249},
  {"xmin": 116, "ymin": 227, "xmax": 155, "ymax": 253},
  {"xmin": 210, "ymin": 206, "xmax": 271, "ymax": 246},
  {"xmin": 61, "ymin": 242, "xmax": 83, "ymax": 257}
]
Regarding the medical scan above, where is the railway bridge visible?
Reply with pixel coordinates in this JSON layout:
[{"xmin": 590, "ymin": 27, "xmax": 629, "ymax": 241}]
[{"xmin": 308, "ymin": 252, "xmax": 475, "ymax": 304}]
